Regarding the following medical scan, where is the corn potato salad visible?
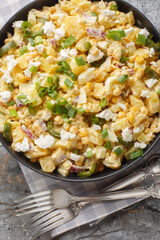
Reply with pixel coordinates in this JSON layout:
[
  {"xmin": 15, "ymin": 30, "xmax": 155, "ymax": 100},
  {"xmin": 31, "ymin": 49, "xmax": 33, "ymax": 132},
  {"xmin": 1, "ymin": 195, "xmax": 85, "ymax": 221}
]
[{"xmin": 0, "ymin": 0, "xmax": 160, "ymax": 177}]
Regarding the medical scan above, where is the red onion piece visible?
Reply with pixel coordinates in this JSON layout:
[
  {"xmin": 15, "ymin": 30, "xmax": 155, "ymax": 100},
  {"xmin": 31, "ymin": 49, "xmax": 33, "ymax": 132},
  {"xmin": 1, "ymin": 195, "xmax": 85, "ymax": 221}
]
[
  {"xmin": 16, "ymin": 98, "xmax": 25, "ymax": 107},
  {"xmin": 127, "ymin": 69, "xmax": 135, "ymax": 76},
  {"xmin": 50, "ymin": 39, "xmax": 58, "ymax": 48},
  {"xmin": 87, "ymin": 28, "xmax": 106, "ymax": 39},
  {"xmin": 70, "ymin": 165, "xmax": 87, "ymax": 173},
  {"xmin": 82, "ymin": 13, "xmax": 97, "ymax": 24},
  {"xmin": 21, "ymin": 125, "xmax": 37, "ymax": 140},
  {"xmin": 34, "ymin": 120, "xmax": 47, "ymax": 132}
]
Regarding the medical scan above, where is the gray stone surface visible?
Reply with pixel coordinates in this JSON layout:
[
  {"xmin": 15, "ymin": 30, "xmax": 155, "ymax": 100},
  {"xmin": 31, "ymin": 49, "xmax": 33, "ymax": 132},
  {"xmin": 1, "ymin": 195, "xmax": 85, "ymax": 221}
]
[{"xmin": 0, "ymin": 0, "xmax": 160, "ymax": 239}]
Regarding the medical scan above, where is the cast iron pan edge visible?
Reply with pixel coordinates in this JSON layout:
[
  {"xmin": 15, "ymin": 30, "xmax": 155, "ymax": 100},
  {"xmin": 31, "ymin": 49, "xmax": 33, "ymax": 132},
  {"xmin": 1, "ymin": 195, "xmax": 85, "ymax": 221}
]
[{"xmin": 0, "ymin": 0, "xmax": 160, "ymax": 182}]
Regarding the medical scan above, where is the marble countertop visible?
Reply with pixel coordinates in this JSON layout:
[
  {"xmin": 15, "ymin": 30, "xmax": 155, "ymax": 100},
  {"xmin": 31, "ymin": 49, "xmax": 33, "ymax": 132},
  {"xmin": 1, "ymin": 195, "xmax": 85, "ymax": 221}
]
[{"xmin": 0, "ymin": 0, "xmax": 160, "ymax": 239}]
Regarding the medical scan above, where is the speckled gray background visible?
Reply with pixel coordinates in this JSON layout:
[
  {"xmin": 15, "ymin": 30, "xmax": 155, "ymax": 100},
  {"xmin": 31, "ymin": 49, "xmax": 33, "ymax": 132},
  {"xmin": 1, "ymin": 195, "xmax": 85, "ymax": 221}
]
[{"xmin": 0, "ymin": 0, "xmax": 160, "ymax": 239}]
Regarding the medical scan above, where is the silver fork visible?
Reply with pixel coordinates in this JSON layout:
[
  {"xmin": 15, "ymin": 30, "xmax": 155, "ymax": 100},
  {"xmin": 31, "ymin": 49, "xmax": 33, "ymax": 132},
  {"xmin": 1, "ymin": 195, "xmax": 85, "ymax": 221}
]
[
  {"xmin": 25, "ymin": 180, "xmax": 160, "ymax": 239},
  {"xmin": 14, "ymin": 157, "xmax": 160, "ymax": 216}
]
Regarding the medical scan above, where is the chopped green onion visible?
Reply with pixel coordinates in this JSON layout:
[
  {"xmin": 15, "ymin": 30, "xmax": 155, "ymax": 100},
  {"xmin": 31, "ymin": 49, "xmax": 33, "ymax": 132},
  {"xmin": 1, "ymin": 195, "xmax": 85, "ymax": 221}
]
[
  {"xmin": 87, "ymin": 149, "xmax": 93, "ymax": 158},
  {"xmin": 22, "ymin": 21, "xmax": 32, "ymax": 30},
  {"xmin": 61, "ymin": 35, "xmax": 76, "ymax": 48},
  {"xmin": 63, "ymin": 70, "xmax": 77, "ymax": 81},
  {"xmin": 19, "ymin": 46, "xmax": 28, "ymax": 56},
  {"xmin": 47, "ymin": 84, "xmax": 55, "ymax": 94},
  {"xmin": 157, "ymin": 89, "xmax": 160, "ymax": 95},
  {"xmin": 30, "ymin": 66, "xmax": 38, "ymax": 72},
  {"xmin": 47, "ymin": 76, "xmax": 53, "ymax": 84},
  {"xmin": 84, "ymin": 41, "xmax": 92, "ymax": 51},
  {"xmin": 9, "ymin": 109, "xmax": 18, "ymax": 117},
  {"xmin": 68, "ymin": 107, "xmax": 77, "ymax": 118},
  {"xmin": 46, "ymin": 100, "xmax": 54, "ymax": 111},
  {"xmin": 28, "ymin": 106, "xmax": 37, "ymax": 115},
  {"xmin": 17, "ymin": 93, "xmax": 28, "ymax": 104},
  {"xmin": 118, "ymin": 74, "xmax": 129, "ymax": 83},
  {"xmin": 104, "ymin": 141, "xmax": 111, "ymax": 150},
  {"xmin": 91, "ymin": 12, "xmax": 98, "ymax": 17},
  {"xmin": 135, "ymin": 34, "xmax": 146, "ymax": 45},
  {"xmin": 58, "ymin": 46, "xmax": 63, "ymax": 52},
  {"xmin": 8, "ymin": 83, "xmax": 14, "ymax": 91},
  {"xmin": 64, "ymin": 78, "xmax": 74, "ymax": 89},
  {"xmin": 53, "ymin": 104, "xmax": 68, "ymax": 115},
  {"xmin": 26, "ymin": 99, "xmax": 37, "ymax": 107},
  {"xmin": 53, "ymin": 75, "xmax": 59, "ymax": 91},
  {"xmin": 107, "ymin": 29, "xmax": 126, "ymax": 41},
  {"xmin": 91, "ymin": 115, "xmax": 100, "ymax": 125},
  {"xmin": 144, "ymin": 66, "xmax": 159, "ymax": 79},
  {"xmin": 58, "ymin": 60, "xmax": 70, "ymax": 70},
  {"xmin": 75, "ymin": 56, "xmax": 86, "ymax": 66},
  {"xmin": 35, "ymin": 36, "xmax": 43, "ymax": 45},
  {"xmin": 43, "ymin": 52, "xmax": 48, "ymax": 58},
  {"xmin": 63, "ymin": 118, "xmax": 71, "ymax": 124},
  {"xmin": 77, "ymin": 107, "xmax": 85, "ymax": 113},
  {"xmin": 56, "ymin": 97, "xmax": 68, "ymax": 105},
  {"xmin": 130, "ymin": 149, "xmax": 143, "ymax": 160},
  {"xmin": 101, "ymin": 127, "xmax": 108, "ymax": 139},
  {"xmin": 28, "ymin": 38, "xmax": 35, "ymax": 46},
  {"xmin": 49, "ymin": 90, "xmax": 58, "ymax": 100},
  {"xmin": 90, "ymin": 56, "xmax": 106, "ymax": 68},
  {"xmin": 35, "ymin": 82, "xmax": 40, "ymax": 91},
  {"xmin": 110, "ymin": 5, "xmax": 118, "ymax": 11},
  {"xmin": 38, "ymin": 87, "xmax": 47, "ymax": 97},
  {"xmin": 114, "ymin": 147, "xmax": 123, "ymax": 156},
  {"xmin": 117, "ymin": 136, "xmax": 133, "ymax": 148},
  {"xmin": 31, "ymin": 29, "xmax": 44, "ymax": 38},
  {"xmin": 99, "ymin": 98, "xmax": 108, "ymax": 108},
  {"xmin": 56, "ymin": 66, "xmax": 64, "ymax": 73},
  {"xmin": 7, "ymin": 101, "xmax": 15, "ymax": 106},
  {"xmin": 120, "ymin": 56, "xmax": 129, "ymax": 63},
  {"xmin": 0, "ymin": 41, "xmax": 17, "ymax": 58},
  {"xmin": 73, "ymin": 149, "xmax": 78, "ymax": 154}
]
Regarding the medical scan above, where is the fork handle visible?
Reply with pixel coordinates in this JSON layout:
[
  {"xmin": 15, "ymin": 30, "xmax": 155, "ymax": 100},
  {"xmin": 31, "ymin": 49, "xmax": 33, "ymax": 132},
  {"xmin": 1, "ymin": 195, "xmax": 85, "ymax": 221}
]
[{"xmin": 77, "ymin": 188, "xmax": 149, "ymax": 202}]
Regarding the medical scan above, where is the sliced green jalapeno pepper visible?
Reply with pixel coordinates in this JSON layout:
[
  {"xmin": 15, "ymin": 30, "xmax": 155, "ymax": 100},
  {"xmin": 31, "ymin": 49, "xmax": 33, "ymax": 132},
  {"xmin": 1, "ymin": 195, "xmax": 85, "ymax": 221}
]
[
  {"xmin": 4, "ymin": 122, "xmax": 12, "ymax": 142},
  {"xmin": 0, "ymin": 41, "xmax": 17, "ymax": 57},
  {"xmin": 78, "ymin": 163, "xmax": 97, "ymax": 178},
  {"xmin": 47, "ymin": 120, "xmax": 61, "ymax": 139}
]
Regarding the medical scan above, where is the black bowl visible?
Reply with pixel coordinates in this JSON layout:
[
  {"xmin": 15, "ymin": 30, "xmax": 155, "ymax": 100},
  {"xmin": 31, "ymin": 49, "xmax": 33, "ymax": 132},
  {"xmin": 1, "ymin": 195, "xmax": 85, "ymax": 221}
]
[{"xmin": 0, "ymin": 0, "xmax": 160, "ymax": 182}]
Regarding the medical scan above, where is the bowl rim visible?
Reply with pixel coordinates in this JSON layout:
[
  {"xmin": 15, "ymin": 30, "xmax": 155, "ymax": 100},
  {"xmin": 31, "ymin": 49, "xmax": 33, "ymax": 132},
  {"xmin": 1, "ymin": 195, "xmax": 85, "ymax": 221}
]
[{"xmin": 0, "ymin": 0, "xmax": 160, "ymax": 182}]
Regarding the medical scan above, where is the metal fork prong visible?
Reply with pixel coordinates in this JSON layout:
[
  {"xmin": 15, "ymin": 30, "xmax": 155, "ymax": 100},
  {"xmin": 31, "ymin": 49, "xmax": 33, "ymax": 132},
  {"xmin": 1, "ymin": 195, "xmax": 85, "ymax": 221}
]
[
  {"xmin": 14, "ymin": 190, "xmax": 51, "ymax": 203},
  {"xmin": 16, "ymin": 206, "xmax": 53, "ymax": 216},
  {"xmin": 22, "ymin": 210, "xmax": 53, "ymax": 227},
  {"xmin": 27, "ymin": 211, "xmax": 62, "ymax": 233},
  {"xmin": 15, "ymin": 195, "xmax": 51, "ymax": 208},
  {"xmin": 16, "ymin": 200, "xmax": 53, "ymax": 212},
  {"xmin": 29, "ymin": 215, "xmax": 64, "ymax": 239}
]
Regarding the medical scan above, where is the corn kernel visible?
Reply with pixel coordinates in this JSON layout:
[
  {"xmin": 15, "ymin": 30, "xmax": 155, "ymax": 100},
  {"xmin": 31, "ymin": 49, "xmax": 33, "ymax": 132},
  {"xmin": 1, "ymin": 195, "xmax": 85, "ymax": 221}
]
[
  {"xmin": 141, "ymin": 106, "xmax": 149, "ymax": 115},
  {"xmin": 129, "ymin": 56, "xmax": 136, "ymax": 63},
  {"xmin": 112, "ymin": 97, "xmax": 118, "ymax": 103},
  {"xmin": 81, "ymin": 137, "xmax": 90, "ymax": 144},
  {"xmin": 46, "ymin": 56, "xmax": 55, "ymax": 64},
  {"xmin": 17, "ymin": 73, "xmax": 25, "ymax": 82},
  {"xmin": 79, "ymin": 129, "xmax": 88, "ymax": 137},
  {"xmin": 136, "ymin": 56, "xmax": 144, "ymax": 64},
  {"xmin": 127, "ymin": 112, "xmax": 134, "ymax": 122},
  {"xmin": 118, "ymin": 111, "xmax": 126, "ymax": 119},
  {"xmin": 70, "ymin": 126, "xmax": 79, "ymax": 134},
  {"xmin": 49, "ymin": 6, "xmax": 56, "ymax": 14}
]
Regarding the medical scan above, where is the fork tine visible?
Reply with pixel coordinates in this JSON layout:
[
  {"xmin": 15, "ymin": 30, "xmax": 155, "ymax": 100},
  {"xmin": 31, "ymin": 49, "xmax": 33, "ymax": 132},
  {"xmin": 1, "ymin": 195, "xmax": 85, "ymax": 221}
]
[
  {"xmin": 16, "ymin": 200, "xmax": 53, "ymax": 212},
  {"xmin": 14, "ymin": 190, "xmax": 51, "ymax": 203},
  {"xmin": 15, "ymin": 195, "xmax": 51, "ymax": 207},
  {"xmin": 22, "ymin": 210, "xmax": 53, "ymax": 227},
  {"xmin": 16, "ymin": 206, "xmax": 53, "ymax": 216}
]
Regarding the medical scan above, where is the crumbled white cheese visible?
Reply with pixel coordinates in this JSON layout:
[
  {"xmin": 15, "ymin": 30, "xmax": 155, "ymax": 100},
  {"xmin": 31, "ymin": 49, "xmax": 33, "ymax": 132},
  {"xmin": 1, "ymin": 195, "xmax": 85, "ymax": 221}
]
[
  {"xmin": 6, "ymin": 55, "xmax": 18, "ymax": 72},
  {"xmin": 150, "ymin": 61, "xmax": 158, "ymax": 67},
  {"xmin": 87, "ymin": 49, "xmax": 104, "ymax": 64},
  {"xmin": 125, "ymin": 27, "xmax": 133, "ymax": 37},
  {"xmin": 101, "ymin": 10, "xmax": 116, "ymax": 17},
  {"xmin": 96, "ymin": 109, "xmax": 117, "ymax": 121},
  {"xmin": 145, "ymin": 78, "xmax": 158, "ymax": 88},
  {"xmin": 12, "ymin": 21, "xmax": 23, "ymax": 29},
  {"xmin": 54, "ymin": 28, "xmax": 65, "ymax": 40},
  {"xmin": 134, "ymin": 142, "xmax": 147, "ymax": 149},
  {"xmin": 50, "ymin": 100, "xmax": 56, "ymax": 105},
  {"xmin": 93, "ymin": 124, "xmax": 101, "ymax": 131},
  {"xmin": 126, "ymin": 42, "xmax": 135, "ymax": 48},
  {"xmin": 70, "ymin": 48, "xmax": 78, "ymax": 56},
  {"xmin": 35, "ymin": 135, "xmax": 55, "ymax": 149},
  {"xmin": 56, "ymin": 11, "xmax": 65, "ymax": 19},
  {"xmin": 0, "ymin": 69, "xmax": 13, "ymax": 83},
  {"xmin": 118, "ymin": 103, "xmax": 127, "ymax": 111},
  {"xmin": 58, "ymin": 48, "xmax": 70, "ymax": 61},
  {"xmin": 60, "ymin": 129, "xmax": 76, "ymax": 141},
  {"xmin": 35, "ymin": 44, "xmax": 44, "ymax": 53},
  {"xmin": 140, "ymin": 90, "xmax": 150, "ymax": 98},
  {"xmin": 78, "ymin": 68, "xmax": 95, "ymax": 85},
  {"xmin": 43, "ymin": 21, "xmax": 55, "ymax": 36},
  {"xmin": 122, "ymin": 127, "xmax": 133, "ymax": 142},
  {"xmin": 133, "ymin": 124, "xmax": 144, "ymax": 134},
  {"xmin": 139, "ymin": 28, "xmax": 150, "ymax": 37},
  {"xmin": 15, "ymin": 137, "xmax": 30, "ymax": 152},
  {"xmin": 114, "ymin": 20, "xmax": 120, "ymax": 24},
  {"xmin": 149, "ymin": 47, "xmax": 155, "ymax": 57},
  {"xmin": 28, "ymin": 43, "xmax": 35, "ymax": 51},
  {"xmin": 78, "ymin": 88, "xmax": 87, "ymax": 104},
  {"xmin": 0, "ymin": 91, "xmax": 11, "ymax": 103},
  {"xmin": 24, "ymin": 61, "xmax": 41, "ymax": 78},
  {"xmin": 70, "ymin": 153, "xmax": 81, "ymax": 161}
]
